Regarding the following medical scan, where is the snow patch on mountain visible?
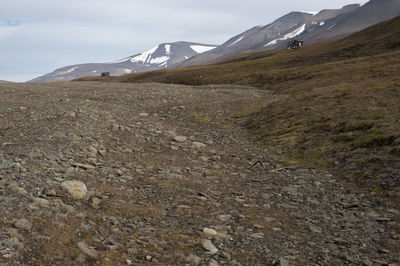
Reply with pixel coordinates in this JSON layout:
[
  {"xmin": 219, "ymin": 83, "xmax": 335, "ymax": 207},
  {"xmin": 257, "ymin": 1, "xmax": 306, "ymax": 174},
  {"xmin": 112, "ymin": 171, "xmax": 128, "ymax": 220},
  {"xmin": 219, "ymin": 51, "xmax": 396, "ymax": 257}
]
[
  {"xmin": 302, "ymin": 11, "xmax": 318, "ymax": 15},
  {"xmin": 130, "ymin": 46, "xmax": 159, "ymax": 64},
  {"xmin": 327, "ymin": 24, "xmax": 336, "ymax": 30},
  {"xmin": 265, "ymin": 24, "xmax": 306, "ymax": 46},
  {"xmin": 190, "ymin": 45, "xmax": 216, "ymax": 53},
  {"xmin": 67, "ymin": 67, "xmax": 78, "ymax": 73},
  {"xmin": 149, "ymin": 56, "xmax": 170, "ymax": 65},
  {"xmin": 165, "ymin": 44, "xmax": 171, "ymax": 55},
  {"xmin": 228, "ymin": 36, "xmax": 243, "ymax": 47}
]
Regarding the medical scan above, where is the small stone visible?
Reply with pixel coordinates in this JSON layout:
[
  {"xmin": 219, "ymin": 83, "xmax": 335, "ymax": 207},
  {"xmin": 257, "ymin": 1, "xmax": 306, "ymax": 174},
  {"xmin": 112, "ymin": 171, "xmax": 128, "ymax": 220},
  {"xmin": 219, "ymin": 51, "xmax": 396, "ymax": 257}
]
[
  {"xmin": 78, "ymin": 241, "xmax": 98, "ymax": 259},
  {"xmin": 308, "ymin": 225, "xmax": 322, "ymax": 234},
  {"xmin": 126, "ymin": 259, "xmax": 132, "ymax": 265},
  {"xmin": 279, "ymin": 257, "xmax": 290, "ymax": 266},
  {"xmin": 146, "ymin": 255, "xmax": 152, "ymax": 261},
  {"xmin": 173, "ymin": 136, "xmax": 187, "ymax": 143},
  {"xmin": 186, "ymin": 254, "xmax": 201, "ymax": 264},
  {"xmin": 14, "ymin": 218, "xmax": 32, "ymax": 231},
  {"xmin": 91, "ymin": 197, "xmax": 102, "ymax": 209},
  {"xmin": 217, "ymin": 214, "xmax": 231, "ymax": 222},
  {"xmin": 61, "ymin": 180, "xmax": 87, "ymax": 200},
  {"xmin": 201, "ymin": 239, "xmax": 219, "ymax": 254},
  {"xmin": 208, "ymin": 259, "xmax": 219, "ymax": 266},
  {"xmin": 139, "ymin": 112, "xmax": 149, "ymax": 117},
  {"xmin": 203, "ymin": 227, "xmax": 218, "ymax": 237},
  {"xmin": 88, "ymin": 146, "xmax": 98, "ymax": 157},
  {"xmin": 34, "ymin": 197, "xmax": 50, "ymax": 208},
  {"xmin": 250, "ymin": 232, "xmax": 264, "ymax": 239},
  {"xmin": 44, "ymin": 188, "xmax": 57, "ymax": 196},
  {"xmin": 193, "ymin": 142, "xmax": 207, "ymax": 148},
  {"xmin": 66, "ymin": 111, "xmax": 76, "ymax": 117},
  {"xmin": 17, "ymin": 187, "xmax": 28, "ymax": 195}
]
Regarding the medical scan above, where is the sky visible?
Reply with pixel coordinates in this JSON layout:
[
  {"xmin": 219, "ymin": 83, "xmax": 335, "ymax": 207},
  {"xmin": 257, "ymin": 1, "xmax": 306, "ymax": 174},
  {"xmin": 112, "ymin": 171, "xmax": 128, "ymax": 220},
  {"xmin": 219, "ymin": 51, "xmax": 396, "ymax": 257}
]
[{"xmin": 1, "ymin": 0, "xmax": 368, "ymax": 82}]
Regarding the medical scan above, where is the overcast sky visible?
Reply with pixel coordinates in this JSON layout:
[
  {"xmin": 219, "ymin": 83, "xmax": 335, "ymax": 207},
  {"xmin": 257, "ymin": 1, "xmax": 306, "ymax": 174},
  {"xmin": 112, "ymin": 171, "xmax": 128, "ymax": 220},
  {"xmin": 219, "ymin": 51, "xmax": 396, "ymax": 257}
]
[{"xmin": 1, "ymin": 0, "xmax": 368, "ymax": 82}]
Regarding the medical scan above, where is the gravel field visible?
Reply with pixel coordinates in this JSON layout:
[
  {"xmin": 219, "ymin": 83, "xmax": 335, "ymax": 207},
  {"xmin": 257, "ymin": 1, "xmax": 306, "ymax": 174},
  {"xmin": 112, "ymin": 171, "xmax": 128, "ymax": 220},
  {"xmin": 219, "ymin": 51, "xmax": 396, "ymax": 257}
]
[{"xmin": 0, "ymin": 82, "xmax": 399, "ymax": 265}]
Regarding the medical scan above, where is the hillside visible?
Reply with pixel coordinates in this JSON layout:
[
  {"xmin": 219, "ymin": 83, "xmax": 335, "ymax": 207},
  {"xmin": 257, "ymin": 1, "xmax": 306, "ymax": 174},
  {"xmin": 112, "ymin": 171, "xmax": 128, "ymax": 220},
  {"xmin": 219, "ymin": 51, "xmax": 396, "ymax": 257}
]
[
  {"xmin": 178, "ymin": 0, "xmax": 400, "ymax": 67},
  {"xmin": 2, "ymin": 81, "xmax": 400, "ymax": 264},
  {"xmin": 30, "ymin": 42, "xmax": 216, "ymax": 82},
  {"xmin": 77, "ymin": 16, "xmax": 400, "ymax": 195}
]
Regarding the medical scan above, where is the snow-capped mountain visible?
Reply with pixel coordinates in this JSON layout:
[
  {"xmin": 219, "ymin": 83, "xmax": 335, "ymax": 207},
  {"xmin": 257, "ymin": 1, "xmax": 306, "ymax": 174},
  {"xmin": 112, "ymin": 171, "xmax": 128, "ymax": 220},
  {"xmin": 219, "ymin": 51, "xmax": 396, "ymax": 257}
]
[
  {"xmin": 30, "ymin": 42, "xmax": 216, "ymax": 82},
  {"xmin": 178, "ymin": 0, "xmax": 400, "ymax": 67},
  {"xmin": 30, "ymin": 0, "xmax": 400, "ymax": 82}
]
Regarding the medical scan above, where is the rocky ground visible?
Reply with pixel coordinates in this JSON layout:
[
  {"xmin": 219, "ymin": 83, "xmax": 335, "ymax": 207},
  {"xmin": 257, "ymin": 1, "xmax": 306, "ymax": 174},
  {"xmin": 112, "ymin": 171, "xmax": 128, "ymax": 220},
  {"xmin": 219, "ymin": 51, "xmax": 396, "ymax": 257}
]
[{"xmin": 0, "ymin": 82, "xmax": 399, "ymax": 265}]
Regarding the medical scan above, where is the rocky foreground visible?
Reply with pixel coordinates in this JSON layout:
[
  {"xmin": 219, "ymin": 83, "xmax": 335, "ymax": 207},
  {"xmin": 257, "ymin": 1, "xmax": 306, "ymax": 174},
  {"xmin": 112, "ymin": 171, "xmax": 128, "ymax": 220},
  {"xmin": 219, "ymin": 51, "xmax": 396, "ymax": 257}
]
[{"xmin": 0, "ymin": 82, "xmax": 399, "ymax": 265}]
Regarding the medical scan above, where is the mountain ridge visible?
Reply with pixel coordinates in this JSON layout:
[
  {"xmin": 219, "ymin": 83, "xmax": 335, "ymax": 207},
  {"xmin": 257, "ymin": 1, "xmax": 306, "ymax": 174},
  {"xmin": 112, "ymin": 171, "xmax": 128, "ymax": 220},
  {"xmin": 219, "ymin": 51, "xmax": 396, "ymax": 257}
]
[
  {"xmin": 179, "ymin": 0, "xmax": 400, "ymax": 67},
  {"xmin": 29, "ymin": 42, "xmax": 216, "ymax": 82},
  {"xmin": 30, "ymin": 0, "xmax": 400, "ymax": 82}
]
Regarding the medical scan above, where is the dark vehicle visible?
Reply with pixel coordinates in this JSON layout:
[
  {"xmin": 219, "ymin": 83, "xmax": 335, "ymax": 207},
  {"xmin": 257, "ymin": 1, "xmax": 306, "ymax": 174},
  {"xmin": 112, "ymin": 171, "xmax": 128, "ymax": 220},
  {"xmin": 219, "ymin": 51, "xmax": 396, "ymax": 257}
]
[
  {"xmin": 101, "ymin": 72, "xmax": 110, "ymax": 77},
  {"xmin": 287, "ymin": 40, "xmax": 304, "ymax": 49}
]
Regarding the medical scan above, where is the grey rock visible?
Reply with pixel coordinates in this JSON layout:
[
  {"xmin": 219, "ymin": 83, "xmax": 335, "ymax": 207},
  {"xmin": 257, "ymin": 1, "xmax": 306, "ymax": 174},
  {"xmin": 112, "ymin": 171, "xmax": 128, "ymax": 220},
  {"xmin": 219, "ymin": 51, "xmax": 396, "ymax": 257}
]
[
  {"xmin": 250, "ymin": 232, "xmax": 264, "ymax": 239},
  {"xmin": 308, "ymin": 224, "xmax": 322, "ymax": 234},
  {"xmin": 208, "ymin": 259, "xmax": 219, "ymax": 266},
  {"xmin": 192, "ymin": 141, "xmax": 207, "ymax": 148},
  {"xmin": 203, "ymin": 227, "xmax": 218, "ymax": 237},
  {"xmin": 186, "ymin": 254, "xmax": 201, "ymax": 265},
  {"xmin": 61, "ymin": 180, "xmax": 87, "ymax": 200},
  {"xmin": 201, "ymin": 239, "xmax": 219, "ymax": 254},
  {"xmin": 14, "ymin": 218, "xmax": 32, "ymax": 231},
  {"xmin": 279, "ymin": 257, "xmax": 290, "ymax": 266},
  {"xmin": 34, "ymin": 197, "xmax": 50, "ymax": 208},
  {"xmin": 173, "ymin": 136, "xmax": 187, "ymax": 143},
  {"xmin": 78, "ymin": 241, "xmax": 99, "ymax": 259}
]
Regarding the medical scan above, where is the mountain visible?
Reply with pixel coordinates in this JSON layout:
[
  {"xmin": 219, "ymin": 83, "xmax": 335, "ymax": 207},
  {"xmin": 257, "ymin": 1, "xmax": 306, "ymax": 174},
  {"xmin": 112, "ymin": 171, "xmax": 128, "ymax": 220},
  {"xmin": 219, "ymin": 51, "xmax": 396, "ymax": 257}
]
[
  {"xmin": 31, "ymin": 0, "xmax": 400, "ymax": 82},
  {"xmin": 178, "ymin": 0, "xmax": 400, "ymax": 67},
  {"xmin": 29, "ymin": 42, "xmax": 216, "ymax": 82},
  {"xmin": 80, "ymin": 15, "xmax": 400, "ymax": 86}
]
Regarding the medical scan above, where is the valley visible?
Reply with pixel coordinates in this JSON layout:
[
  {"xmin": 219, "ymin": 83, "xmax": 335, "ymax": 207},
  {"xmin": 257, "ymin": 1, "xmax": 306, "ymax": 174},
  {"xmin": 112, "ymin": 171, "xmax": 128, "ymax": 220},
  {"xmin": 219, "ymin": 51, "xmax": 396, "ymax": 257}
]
[{"xmin": 0, "ymin": 81, "xmax": 399, "ymax": 265}]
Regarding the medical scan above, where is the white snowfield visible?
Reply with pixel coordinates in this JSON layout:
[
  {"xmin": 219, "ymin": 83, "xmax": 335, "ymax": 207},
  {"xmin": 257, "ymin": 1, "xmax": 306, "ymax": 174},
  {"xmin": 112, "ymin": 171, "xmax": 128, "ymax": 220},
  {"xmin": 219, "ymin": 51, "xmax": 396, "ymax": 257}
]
[
  {"xmin": 128, "ymin": 45, "xmax": 170, "ymax": 67},
  {"xmin": 327, "ymin": 24, "xmax": 336, "ymax": 30},
  {"xmin": 56, "ymin": 66, "xmax": 80, "ymax": 75},
  {"xmin": 265, "ymin": 24, "xmax": 306, "ymax": 46},
  {"xmin": 149, "ymin": 56, "xmax": 170, "ymax": 65},
  {"xmin": 302, "ymin": 11, "xmax": 318, "ymax": 15},
  {"xmin": 130, "ymin": 46, "xmax": 159, "ymax": 64},
  {"xmin": 165, "ymin": 44, "xmax": 171, "ymax": 55},
  {"xmin": 190, "ymin": 45, "xmax": 216, "ymax": 53},
  {"xmin": 228, "ymin": 36, "xmax": 243, "ymax": 47}
]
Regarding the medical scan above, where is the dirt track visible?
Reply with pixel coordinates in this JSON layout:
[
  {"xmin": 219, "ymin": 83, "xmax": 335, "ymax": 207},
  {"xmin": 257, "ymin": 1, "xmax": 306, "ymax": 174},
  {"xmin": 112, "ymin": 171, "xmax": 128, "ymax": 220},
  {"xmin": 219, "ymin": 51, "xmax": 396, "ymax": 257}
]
[{"xmin": 0, "ymin": 82, "xmax": 399, "ymax": 265}]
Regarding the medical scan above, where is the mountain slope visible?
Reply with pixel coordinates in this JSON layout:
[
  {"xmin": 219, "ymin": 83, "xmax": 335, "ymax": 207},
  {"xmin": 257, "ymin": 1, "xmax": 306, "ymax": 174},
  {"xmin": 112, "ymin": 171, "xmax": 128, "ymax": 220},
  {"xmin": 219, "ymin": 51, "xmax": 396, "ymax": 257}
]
[
  {"xmin": 85, "ymin": 15, "xmax": 400, "ymax": 86},
  {"xmin": 178, "ymin": 0, "xmax": 400, "ymax": 67},
  {"xmin": 296, "ymin": 0, "xmax": 400, "ymax": 46},
  {"xmin": 78, "ymin": 15, "xmax": 400, "ymax": 195},
  {"xmin": 30, "ymin": 42, "xmax": 216, "ymax": 82}
]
